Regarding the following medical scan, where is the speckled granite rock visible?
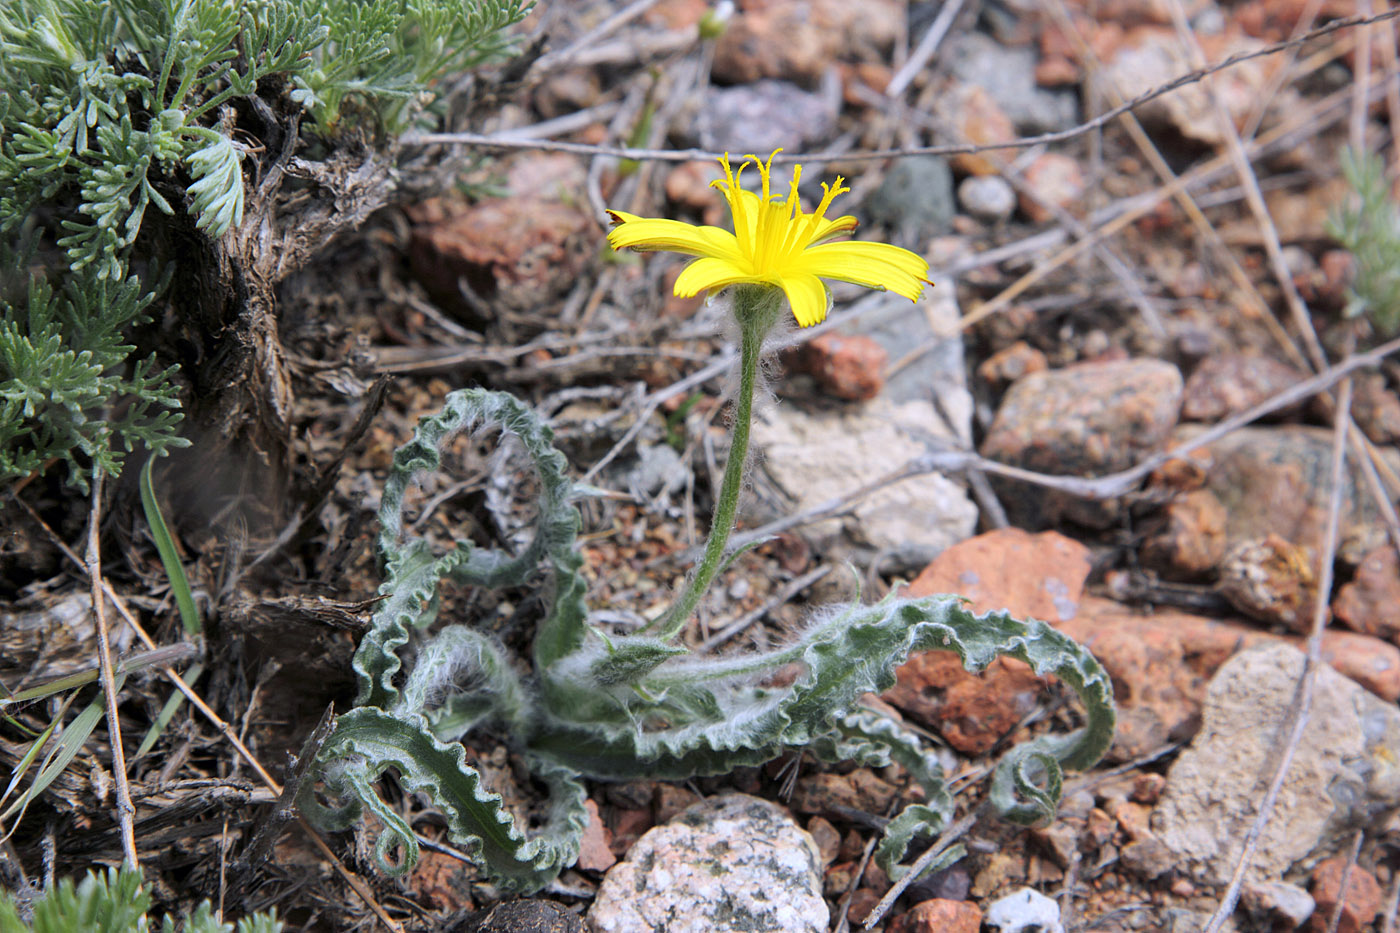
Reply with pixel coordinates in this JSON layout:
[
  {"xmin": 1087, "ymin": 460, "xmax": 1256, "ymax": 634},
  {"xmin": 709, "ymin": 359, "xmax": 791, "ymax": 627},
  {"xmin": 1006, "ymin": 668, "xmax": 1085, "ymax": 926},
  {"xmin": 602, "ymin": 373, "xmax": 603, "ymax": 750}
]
[
  {"xmin": 980, "ymin": 358, "xmax": 1183, "ymax": 527},
  {"xmin": 588, "ymin": 794, "xmax": 827, "ymax": 933},
  {"xmin": 1153, "ymin": 642, "xmax": 1400, "ymax": 884}
]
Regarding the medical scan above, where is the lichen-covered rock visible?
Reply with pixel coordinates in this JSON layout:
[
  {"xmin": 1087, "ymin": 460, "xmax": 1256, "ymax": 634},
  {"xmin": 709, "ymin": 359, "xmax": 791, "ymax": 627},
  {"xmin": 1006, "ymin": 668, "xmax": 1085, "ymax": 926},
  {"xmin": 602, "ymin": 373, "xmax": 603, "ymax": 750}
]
[
  {"xmin": 1153, "ymin": 643, "xmax": 1400, "ymax": 884},
  {"xmin": 588, "ymin": 794, "xmax": 827, "ymax": 933}
]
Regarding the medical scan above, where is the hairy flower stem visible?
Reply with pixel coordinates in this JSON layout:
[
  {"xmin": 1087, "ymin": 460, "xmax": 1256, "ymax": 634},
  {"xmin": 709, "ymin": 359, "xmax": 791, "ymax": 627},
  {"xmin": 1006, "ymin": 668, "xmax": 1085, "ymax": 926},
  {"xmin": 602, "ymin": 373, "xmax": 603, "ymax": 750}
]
[{"xmin": 647, "ymin": 285, "xmax": 784, "ymax": 641}]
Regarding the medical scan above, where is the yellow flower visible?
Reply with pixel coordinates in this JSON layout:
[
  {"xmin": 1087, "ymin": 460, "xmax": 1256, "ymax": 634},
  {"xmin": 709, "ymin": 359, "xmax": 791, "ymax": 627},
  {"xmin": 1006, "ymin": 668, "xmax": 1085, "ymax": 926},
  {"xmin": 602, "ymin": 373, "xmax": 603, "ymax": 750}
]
[{"xmin": 607, "ymin": 150, "xmax": 931, "ymax": 327}]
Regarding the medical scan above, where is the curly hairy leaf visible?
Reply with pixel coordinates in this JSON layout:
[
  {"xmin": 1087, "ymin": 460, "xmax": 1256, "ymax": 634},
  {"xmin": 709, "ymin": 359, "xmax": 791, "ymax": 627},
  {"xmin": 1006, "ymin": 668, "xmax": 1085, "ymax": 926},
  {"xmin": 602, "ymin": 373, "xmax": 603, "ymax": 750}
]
[
  {"xmin": 355, "ymin": 388, "xmax": 585, "ymax": 708},
  {"xmin": 306, "ymin": 707, "xmax": 587, "ymax": 894}
]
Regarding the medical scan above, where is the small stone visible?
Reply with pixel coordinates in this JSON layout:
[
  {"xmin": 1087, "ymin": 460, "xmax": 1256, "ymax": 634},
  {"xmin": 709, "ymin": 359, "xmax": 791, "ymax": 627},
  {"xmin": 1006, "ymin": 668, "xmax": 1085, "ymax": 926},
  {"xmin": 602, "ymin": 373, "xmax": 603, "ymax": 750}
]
[
  {"xmin": 1030, "ymin": 822, "xmax": 1080, "ymax": 869},
  {"xmin": 1130, "ymin": 773, "xmax": 1166, "ymax": 804},
  {"xmin": 976, "ymin": 341, "xmax": 1049, "ymax": 388},
  {"xmin": 577, "ymin": 799, "xmax": 617, "ymax": 873},
  {"xmin": 664, "ymin": 161, "xmax": 725, "ymax": 222},
  {"xmin": 806, "ymin": 816, "xmax": 841, "ymax": 868},
  {"xmin": 1154, "ymin": 643, "xmax": 1400, "ymax": 885},
  {"xmin": 1141, "ymin": 489, "xmax": 1229, "ymax": 578},
  {"xmin": 981, "ymin": 359, "xmax": 1184, "ymax": 528},
  {"xmin": 1180, "ymin": 353, "xmax": 1308, "ymax": 423},
  {"xmin": 1018, "ymin": 153, "xmax": 1085, "ymax": 223},
  {"xmin": 1242, "ymin": 880, "xmax": 1315, "ymax": 931},
  {"xmin": 865, "ymin": 156, "xmax": 955, "ymax": 235},
  {"xmin": 1309, "ymin": 856, "xmax": 1381, "ymax": 933},
  {"xmin": 589, "ymin": 794, "xmax": 826, "ymax": 933},
  {"xmin": 1350, "ymin": 372, "xmax": 1400, "ymax": 444},
  {"xmin": 1121, "ymin": 837, "xmax": 1175, "ymax": 879},
  {"xmin": 449, "ymin": 899, "xmax": 584, "ymax": 933},
  {"xmin": 697, "ymin": 81, "xmax": 837, "ymax": 155},
  {"xmin": 653, "ymin": 783, "xmax": 702, "ymax": 823},
  {"xmin": 1217, "ymin": 534, "xmax": 1320, "ymax": 633},
  {"xmin": 888, "ymin": 898, "xmax": 983, "ymax": 933},
  {"xmin": 846, "ymin": 889, "xmax": 882, "ymax": 926},
  {"xmin": 414, "ymin": 851, "xmax": 476, "ymax": 913},
  {"xmin": 940, "ymin": 84, "xmax": 1017, "ymax": 176},
  {"xmin": 984, "ymin": 887, "xmax": 1064, "ymax": 933},
  {"xmin": 883, "ymin": 654, "xmax": 1045, "ymax": 755},
  {"xmin": 958, "ymin": 175, "xmax": 1017, "ymax": 223},
  {"xmin": 710, "ymin": 0, "xmax": 901, "ymax": 85},
  {"xmin": 791, "ymin": 770, "xmax": 899, "ymax": 817},
  {"xmin": 790, "ymin": 333, "xmax": 889, "ymax": 401},
  {"xmin": 1334, "ymin": 545, "xmax": 1400, "ymax": 643},
  {"xmin": 946, "ymin": 31, "xmax": 1080, "ymax": 133}
]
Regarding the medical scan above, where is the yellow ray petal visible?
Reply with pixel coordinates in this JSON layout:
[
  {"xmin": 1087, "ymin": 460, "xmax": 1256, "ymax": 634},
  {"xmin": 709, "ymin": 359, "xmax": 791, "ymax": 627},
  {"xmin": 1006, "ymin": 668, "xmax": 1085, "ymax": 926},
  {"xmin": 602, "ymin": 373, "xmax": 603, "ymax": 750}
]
[
  {"xmin": 796, "ymin": 241, "xmax": 931, "ymax": 302},
  {"xmin": 780, "ymin": 273, "xmax": 832, "ymax": 327},
  {"xmin": 673, "ymin": 256, "xmax": 757, "ymax": 297},
  {"xmin": 607, "ymin": 212, "xmax": 742, "ymax": 261}
]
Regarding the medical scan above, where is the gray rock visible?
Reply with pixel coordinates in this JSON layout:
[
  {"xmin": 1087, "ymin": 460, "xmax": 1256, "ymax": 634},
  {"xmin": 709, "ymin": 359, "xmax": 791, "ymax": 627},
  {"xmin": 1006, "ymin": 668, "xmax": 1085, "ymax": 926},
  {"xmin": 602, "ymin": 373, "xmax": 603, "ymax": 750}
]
[
  {"xmin": 861, "ymin": 273, "xmax": 970, "ymax": 415},
  {"xmin": 946, "ymin": 32, "xmax": 1079, "ymax": 133},
  {"xmin": 588, "ymin": 794, "xmax": 827, "ymax": 933},
  {"xmin": 1241, "ymin": 880, "xmax": 1315, "ymax": 930},
  {"xmin": 698, "ymin": 80, "xmax": 837, "ymax": 155},
  {"xmin": 864, "ymin": 156, "xmax": 954, "ymax": 237},
  {"xmin": 984, "ymin": 887, "xmax": 1063, "ymax": 933},
  {"xmin": 448, "ymin": 900, "xmax": 585, "ymax": 933},
  {"xmin": 957, "ymin": 175, "xmax": 1016, "ymax": 223},
  {"xmin": 751, "ymin": 396, "xmax": 978, "ymax": 566},
  {"xmin": 1153, "ymin": 642, "xmax": 1400, "ymax": 884}
]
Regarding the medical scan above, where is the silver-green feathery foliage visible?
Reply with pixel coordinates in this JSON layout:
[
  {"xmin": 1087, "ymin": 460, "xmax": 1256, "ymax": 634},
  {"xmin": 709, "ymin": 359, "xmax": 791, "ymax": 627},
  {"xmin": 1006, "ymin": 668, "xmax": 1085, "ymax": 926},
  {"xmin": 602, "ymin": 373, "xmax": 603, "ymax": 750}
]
[
  {"xmin": 0, "ymin": 0, "xmax": 530, "ymax": 489},
  {"xmin": 1328, "ymin": 146, "xmax": 1400, "ymax": 336},
  {"xmin": 0, "ymin": 866, "xmax": 281, "ymax": 933},
  {"xmin": 305, "ymin": 389, "xmax": 1117, "ymax": 894}
]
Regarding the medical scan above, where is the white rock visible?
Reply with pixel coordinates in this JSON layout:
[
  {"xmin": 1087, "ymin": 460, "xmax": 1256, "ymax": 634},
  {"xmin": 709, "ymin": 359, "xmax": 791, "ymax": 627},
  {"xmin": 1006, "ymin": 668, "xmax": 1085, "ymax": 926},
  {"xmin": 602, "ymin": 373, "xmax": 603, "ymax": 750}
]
[
  {"xmin": 587, "ymin": 794, "xmax": 826, "ymax": 933},
  {"xmin": 985, "ymin": 887, "xmax": 1064, "ymax": 933},
  {"xmin": 751, "ymin": 396, "xmax": 978, "ymax": 564},
  {"xmin": 1154, "ymin": 642, "xmax": 1400, "ymax": 884}
]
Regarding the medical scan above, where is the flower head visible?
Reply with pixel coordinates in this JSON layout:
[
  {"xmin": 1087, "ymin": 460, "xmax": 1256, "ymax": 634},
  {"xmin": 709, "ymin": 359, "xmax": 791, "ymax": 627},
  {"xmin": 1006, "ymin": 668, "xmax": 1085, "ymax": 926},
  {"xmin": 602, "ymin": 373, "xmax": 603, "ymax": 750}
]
[{"xmin": 607, "ymin": 150, "xmax": 931, "ymax": 327}]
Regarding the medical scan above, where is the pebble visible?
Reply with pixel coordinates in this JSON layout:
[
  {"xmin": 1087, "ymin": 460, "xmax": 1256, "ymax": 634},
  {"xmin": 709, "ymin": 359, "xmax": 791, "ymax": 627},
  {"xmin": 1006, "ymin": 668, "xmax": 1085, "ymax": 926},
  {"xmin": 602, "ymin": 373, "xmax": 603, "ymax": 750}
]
[
  {"xmin": 980, "ymin": 359, "xmax": 1183, "ymax": 528},
  {"xmin": 449, "ymin": 899, "xmax": 584, "ymax": 933},
  {"xmin": 588, "ymin": 794, "xmax": 826, "ymax": 933},
  {"xmin": 1217, "ymin": 534, "xmax": 1319, "ymax": 633},
  {"xmin": 1334, "ymin": 545, "xmax": 1400, "ymax": 643},
  {"xmin": 788, "ymin": 333, "xmax": 888, "ymax": 401},
  {"xmin": 957, "ymin": 175, "xmax": 1017, "ymax": 223},
  {"xmin": 790, "ymin": 770, "xmax": 898, "ymax": 817},
  {"xmin": 696, "ymin": 81, "xmax": 836, "ymax": 155},
  {"xmin": 1308, "ymin": 856, "xmax": 1382, "ymax": 933},
  {"xmin": 984, "ymin": 887, "xmax": 1064, "ymax": 933},
  {"xmin": 864, "ymin": 156, "xmax": 955, "ymax": 236},
  {"xmin": 1242, "ymin": 880, "xmax": 1315, "ymax": 931},
  {"xmin": 577, "ymin": 799, "xmax": 616, "ymax": 873},
  {"xmin": 1350, "ymin": 372, "xmax": 1400, "ymax": 444},
  {"xmin": 1018, "ymin": 153, "xmax": 1085, "ymax": 224},
  {"xmin": 977, "ymin": 341, "xmax": 1049, "ymax": 388},
  {"xmin": 710, "ymin": 0, "xmax": 902, "ymax": 85},
  {"xmin": 751, "ymin": 398, "xmax": 978, "ymax": 565},
  {"xmin": 1140, "ymin": 489, "xmax": 1229, "ymax": 578},
  {"xmin": 1153, "ymin": 642, "xmax": 1400, "ymax": 884},
  {"xmin": 946, "ymin": 32, "xmax": 1079, "ymax": 134},
  {"xmin": 1179, "ymin": 352, "xmax": 1308, "ymax": 423},
  {"xmin": 888, "ymin": 898, "xmax": 983, "ymax": 933},
  {"xmin": 938, "ymin": 83, "xmax": 1017, "ymax": 176}
]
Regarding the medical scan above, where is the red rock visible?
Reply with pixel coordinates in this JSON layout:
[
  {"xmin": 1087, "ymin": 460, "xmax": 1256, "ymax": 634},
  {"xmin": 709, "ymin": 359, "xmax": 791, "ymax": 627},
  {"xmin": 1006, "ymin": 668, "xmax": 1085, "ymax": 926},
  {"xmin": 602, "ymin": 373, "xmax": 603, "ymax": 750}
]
[
  {"xmin": 653, "ymin": 783, "xmax": 702, "ymax": 823},
  {"xmin": 1019, "ymin": 153, "xmax": 1085, "ymax": 223},
  {"xmin": 1334, "ymin": 545, "xmax": 1400, "ymax": 643},
  {"xmin": 885, "ymin": 529, "xmax": 1091, "ymax": 754},
  {"xmin": 976, "ymin": 341, "xmax": 1048, "ymax": 388},
  {"xmin": 664, "ymin": 160, "xmax": 725, "ymax": 222},
  {"xmin": 791, "ymin": 333, "xmax": 889, "ymax": 401},
  {"xmin": 1309, "ymin": 856, "xmax": 1381, "ymax": 933},
  {"xmin": 711, "ymin": 0, "xmax": 901, "ymax": 85},
  {"xmin": 1141, "ymin": 489, "xmax": 1229, "ymax": 578},
  {"xmin": 406, "ymin": 196, "xmax": 591, "ymax": 318},
  {"xmin": 1180, "ymin": 353, "xmax": 1308, "ymax": 423},
  {"xmin": 903, "ymin": 528, "xmax": 1092, "ymax": 621},
  {"xmin": 1217, "ymin": 534, "xmax": 1320, "ymax": 633},
  {"xmin": 1109, "ymin": 799, "xmax": 1154, "ymax": 841},
  {"xmin": 607, "ymin": 807, "xmax": 653, "ymax": 857},
  {"xmin": 577, "ymin": 798, "xmax": 617, "ymax": 872},
  {"xmin": 412, "ymin": 850, "xmax": 476, "ymax": 912},
  {"xmin": 941, "ymin": 83, "xmax": 1017, "ymax": 176},
  {"xmin": 847, "ymin": 888, "xmax": 883, "ymax": 926},
  {"xmin": 888, "ymin": 898, "xmax": 983, "ymax": 933},
  {"xmin": 1131, "ymin": 773, "xmax": 1166, "ymax": 805},
  {"xmin": 883, "ymin": 653, "xmax": 1046, "ymax": 755}
]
